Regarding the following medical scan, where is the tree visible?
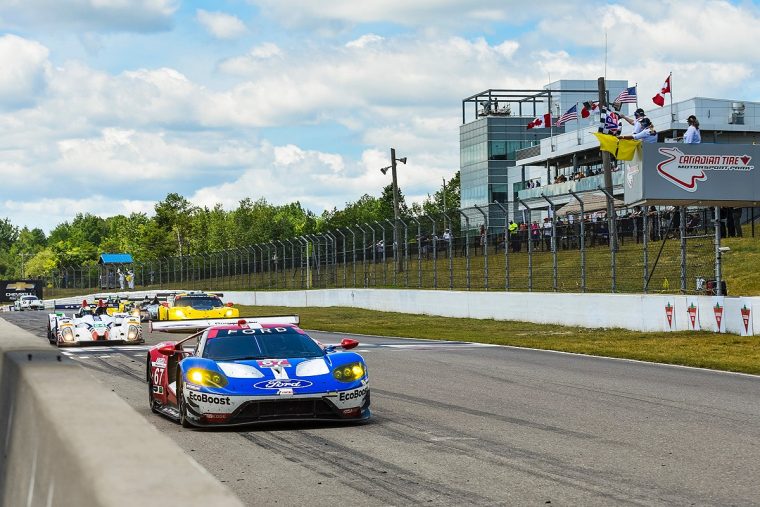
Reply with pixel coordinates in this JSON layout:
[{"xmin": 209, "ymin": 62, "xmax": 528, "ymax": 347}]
[
  {"xmin": 154, "ymin": 193, "xmax": 197, "ymax": 256},
  {"xmin": 0, "ymin": 217, "xmax": 19, "ymax": 251}
]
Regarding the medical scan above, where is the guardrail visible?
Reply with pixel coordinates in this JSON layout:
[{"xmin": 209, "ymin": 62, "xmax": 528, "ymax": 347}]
[{"xmin": 0, "ymin": 319, "xmax": 243, "ymax": 506}]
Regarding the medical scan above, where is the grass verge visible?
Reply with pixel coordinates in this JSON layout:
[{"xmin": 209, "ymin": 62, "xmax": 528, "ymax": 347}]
[{"xmin": 240, "ymin": 305, "xmax": 760, "ymax": 376}]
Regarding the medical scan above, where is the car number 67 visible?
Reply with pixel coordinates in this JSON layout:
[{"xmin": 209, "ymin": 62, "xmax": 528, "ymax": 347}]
[{"xmin": 153, "ymin": 368, "xmax": 164, "ymax": 386}]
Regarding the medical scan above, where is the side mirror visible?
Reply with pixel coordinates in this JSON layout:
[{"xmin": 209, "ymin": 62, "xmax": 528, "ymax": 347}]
[
  {"xmin": 157, "ymin": 344, "xmax": 178, "ymax": 356},
  {"xmin": 340, "ymin": 338, "xmax": 359, "ymax": 350},
  {"xmin": 226, "ymin": 302, "xmax": 234, "ymax": 307}
]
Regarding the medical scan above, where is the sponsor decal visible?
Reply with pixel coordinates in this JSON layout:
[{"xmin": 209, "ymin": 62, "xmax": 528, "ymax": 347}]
[
  {"xmin": 257, "ymin": 359, "xmax": 291, "ymax": 368},
  {"xmin": 253, "ymin": 379, "xmax": 313, "ymax": 390},
  {"xmin": 664, "ymin": 302, "xmax": 674, "ymax": 329},
  {"xmin": 152, "ymin": 357, "xmax": 167, "ymax": 367},
  {"xmin": 339, "ymin": 387, "xmax": 368, "ymax": 402},
  {"xmin": 687, "ymin": 303, "xmax": 698, "ymax": 330},
  {"xmin": 278, "ymin": 388, "xmax": 294, "ymax": 396},
  {"xmin": 626, "ymin": 163, "xmax": 639, "ymax": 189},
  {"xmin": 152, "ymin": 385, "xmax": 164, "ymax": 394},
  {"xmin": 657, "ymin": 147, "xmax": 754, "ymax": 192},
  {"xmin": 188, "ymin": 391, "xmax": 232, "ymax": 405},
  {"xmin": 713, "ymin": 302, "xmax": 724, "ymax": 329},
  {"xmin": 741, "ymin": 305, "xmax": 751, "ymax": 333}
]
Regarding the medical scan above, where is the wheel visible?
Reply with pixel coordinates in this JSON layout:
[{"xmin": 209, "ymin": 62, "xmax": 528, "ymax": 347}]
[
  {"xmin": 147, "ymin": 358, "xmax": 159, "ymax": 414},
  {"xmin": 46, "ymin": 324, "xmax": 55, "ymax": 344},
  {"xmin": 177, "ymin": 376, "xmax": 192, "ymax": 428}
]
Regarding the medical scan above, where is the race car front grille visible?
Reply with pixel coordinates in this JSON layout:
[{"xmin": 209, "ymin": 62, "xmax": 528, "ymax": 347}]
[{"xmin": 231, "ymin": 398, "xmax": 337, "ymax": 423}]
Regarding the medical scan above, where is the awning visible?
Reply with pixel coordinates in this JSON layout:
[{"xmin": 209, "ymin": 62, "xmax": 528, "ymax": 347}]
[
  {"xmin": 560, "ymin": 192, "xmax": 625, "ymax": 216},
  {"xmin": 99, "ymin": 253, "xmax": 134, "ymax": 264}
]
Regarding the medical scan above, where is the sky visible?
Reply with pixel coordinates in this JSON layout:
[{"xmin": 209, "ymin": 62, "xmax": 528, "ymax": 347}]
[{"xmin": 1, "ymin": 0, "xmax": 760, "ymax": 232}]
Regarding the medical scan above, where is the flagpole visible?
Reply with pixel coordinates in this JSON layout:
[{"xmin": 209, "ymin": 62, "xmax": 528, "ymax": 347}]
[
  {"xmin": 575, "ymin": 101, "xmax": 581, "ymax": 145},
  {"xmin": 669, "ymin": 71, "xmax": 673, "ymax": 123},
  {"xmin": 635, "ymin": 82, "xmax": 639, "ymax": 110}
]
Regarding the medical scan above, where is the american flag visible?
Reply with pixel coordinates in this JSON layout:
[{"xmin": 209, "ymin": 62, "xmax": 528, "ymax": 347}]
[
  {"xmin": 613, "ymin": 86, "xmax": 637, "ymax": 104},
  {"xmin": 555, "ymin": 104, "xmax": 578, "ymax": 126}
]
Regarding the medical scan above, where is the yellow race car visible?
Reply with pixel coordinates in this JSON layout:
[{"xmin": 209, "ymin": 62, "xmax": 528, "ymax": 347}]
[{"xmin": 157, "ymin": 292, "xmax": 239, "ymax": 321}]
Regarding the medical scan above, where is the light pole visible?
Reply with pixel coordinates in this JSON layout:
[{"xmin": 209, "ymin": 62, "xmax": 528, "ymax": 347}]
[{"xmin": 381, "ymin": 148, "xmax": 407, "ymax": 274}]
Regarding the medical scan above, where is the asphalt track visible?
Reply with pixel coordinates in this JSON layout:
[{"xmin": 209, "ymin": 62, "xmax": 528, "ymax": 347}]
[{"xmin": 5, "ymin": 311, "xmax": 760, "ymax": 506}]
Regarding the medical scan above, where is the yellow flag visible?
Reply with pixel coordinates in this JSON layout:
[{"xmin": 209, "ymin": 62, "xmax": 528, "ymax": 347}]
[{"xmin": 592, "ymin": 132, "xmax": 641, "ymax": 161}]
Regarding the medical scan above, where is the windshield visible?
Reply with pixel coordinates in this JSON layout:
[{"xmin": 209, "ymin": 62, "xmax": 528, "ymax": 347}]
[
  {"xmin": 202, "ymin": 330, "xmax": 324, "ymax": 361},
  {"xmin": 174, "ymin": 296, "xmax": 223, "ymax": 310},
  {"xmin": 22, "ymin": 296, "xmax": 38, "ymax": 301}
]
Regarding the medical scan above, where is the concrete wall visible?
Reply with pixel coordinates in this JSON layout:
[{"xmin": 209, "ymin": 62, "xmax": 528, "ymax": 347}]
[
  {"xmin": 225, "ymin": 289, "xmax": 760, "ymax": 336},
  {"xmin": 58, "ymin": 289, "xmax": 759, "ymax": 335},
  {"xmin": 0, "ymin": 319, "xmax": 243, "ymax": 507}
]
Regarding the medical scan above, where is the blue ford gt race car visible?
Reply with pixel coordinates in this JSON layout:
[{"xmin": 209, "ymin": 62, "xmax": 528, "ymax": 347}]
[{"xmin": 147, "ymin": 321, "xmax": 370, "ymax": 427}]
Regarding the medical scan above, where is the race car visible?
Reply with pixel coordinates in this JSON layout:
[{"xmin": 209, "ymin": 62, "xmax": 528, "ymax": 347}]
[
  {"xmin": 146, "ymin": 321, "xmax": 370, "ymax": 427},
  {"xmin": 47, "ymin": 300, "xmax": 143, "ymax": 347},
  {"xmin": 14, "ymin": 295, "xmax": 44, "ymax": 311},
  {"xmin": 156, "ymin": 291, "xmax": 239, "ymax": 321}
]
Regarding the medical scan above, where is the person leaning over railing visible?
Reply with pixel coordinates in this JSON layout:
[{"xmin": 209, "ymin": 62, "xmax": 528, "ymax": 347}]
[
  {"xmin": 619, "ymin": 117, "xmax": 657, "ymax": 143},
  {"xmin": 684, "ymin": 115, "xmax": 701, "ymax": 144}
]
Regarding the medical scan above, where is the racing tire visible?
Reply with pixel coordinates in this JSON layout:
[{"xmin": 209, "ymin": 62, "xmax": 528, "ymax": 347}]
[
  {"xmin": 147, "ymin": 358, "xmax": 159, "ymax": 414},
  {"xmin": 46, "ymin": 324, "xmax": 55, "ymax": 344},
  {"xmin": 177, "ymin": 377, "xmax": 193, "ymax": 428}
]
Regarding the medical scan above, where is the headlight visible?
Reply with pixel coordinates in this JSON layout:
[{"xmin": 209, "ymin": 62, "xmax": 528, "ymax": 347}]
[
  {"xmin": 61, "ymin": 326, "xmax": 75, "ymax": 342},
  {"xmin": 332, "ymin": 362, "xmax": 365, "ymax": 382},
  {"xmin": 173, "ymin": 310, "xmax": 185, "ymax": 318},
  {"xmin": 186, "ymin": 368, "xmax": 228, "ymax": 388},
  {"xmin": 225, "ymin": 309, "xmax": 234, "ymax": 317},
  {"xmin": 127, "ymin": 325, "xmax": 140, "ymax": 341}
]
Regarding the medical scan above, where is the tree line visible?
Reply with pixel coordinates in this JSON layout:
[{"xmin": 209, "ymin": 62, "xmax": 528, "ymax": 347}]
[{"xmin": 4, "ymin": 173, "xmax": 459, "ymax": 278}]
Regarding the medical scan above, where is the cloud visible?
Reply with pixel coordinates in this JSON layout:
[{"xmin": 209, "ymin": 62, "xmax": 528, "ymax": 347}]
[
  {"xmin": 0, "ymin": 35, "xmax": 50, "ymax": 110},
  {"xmin": 196, "ymin": 9, "xmax": 247, "ymax": 39},
  {"xmin": 249, "ymin": 0, "xmax": 576, "ymax": 30},
  {"xmin": 0, "ymin": 197, "xmax": 156, "ymax": 232},
  {"xmin": 0, "ymin": 0, "xmax": 178, "ymax": 32}
]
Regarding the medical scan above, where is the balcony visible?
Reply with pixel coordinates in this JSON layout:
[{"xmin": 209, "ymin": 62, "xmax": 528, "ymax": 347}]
[{"xmin": 517, "ymin": 171, "xmax": 625, "ymax": 200}]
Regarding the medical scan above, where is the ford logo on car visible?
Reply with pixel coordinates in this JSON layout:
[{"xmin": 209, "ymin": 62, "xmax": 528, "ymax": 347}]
[{"xmin": 253, "ymin": 380, "xmax": 313, "ymax": 390}]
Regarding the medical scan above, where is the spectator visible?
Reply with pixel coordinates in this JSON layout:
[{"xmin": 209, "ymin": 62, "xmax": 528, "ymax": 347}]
[
  {"xmin": 530, "ymin": 221, "xmax": 540, "ymax": 249},
  {"xmin": 118, "ymin": 268, "xmax": 125, "ymax": 290},
  {"xmin": 620, "ymin": 117, "xmax": 657, "ymax": 143},
  {"xmin": 542, "ymin": 217, "xmax": 552, "ymax": 251},
  {"xmin": 508, "ymin": 220, "xmax": 519, "ymax": 253},
  {"xmin": 684, "ymin": 115, "xmax": 701, "ymax": 144},
  {"xmin": 442, "ymin": 228, "xmax": 453, "ymax": 252},
  {"xmin": 127, "ymin": 269, "xmax": 135, "ymax": 290},
  {"xmin": 620, "ymin": 107, "xmax": 646, "ymax": 134}
]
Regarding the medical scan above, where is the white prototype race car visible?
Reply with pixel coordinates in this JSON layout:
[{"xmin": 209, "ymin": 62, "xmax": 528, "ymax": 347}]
[{"xmin": 47, "ymin": 300, "xmax": 143, "ymax": 347}]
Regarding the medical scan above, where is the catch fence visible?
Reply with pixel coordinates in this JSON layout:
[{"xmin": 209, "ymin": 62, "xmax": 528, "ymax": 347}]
[{"xmin": 44, "ymin": 202, "xmax": 720, "ymax": 298}]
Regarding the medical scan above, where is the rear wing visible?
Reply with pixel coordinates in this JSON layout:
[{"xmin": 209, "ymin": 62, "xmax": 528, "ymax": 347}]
[{"xmin": 149, "ymin": 315, "xmax": 299, "ymax": 333}]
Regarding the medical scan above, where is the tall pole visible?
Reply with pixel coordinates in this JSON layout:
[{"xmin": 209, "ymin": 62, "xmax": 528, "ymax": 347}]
[
  {"xmin": 390, "ymin": 148, "xmax": 403, "ymax": 273},
  {"xmin": 598, "ymin": 77, "xmax": 618, "ymax": 253}
]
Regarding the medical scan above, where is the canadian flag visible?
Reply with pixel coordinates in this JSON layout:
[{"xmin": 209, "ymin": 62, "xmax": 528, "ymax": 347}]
[
  {"xmin": 580, "ymin": 101, "xmax": 598, "ymax": 119},
  {"xmin": 527, "ymin": 113, "xmax": 552, "ymax": 129},
  {"xmin": 652, "ymin": 74, "xmax": 671, "ymax": 107}
]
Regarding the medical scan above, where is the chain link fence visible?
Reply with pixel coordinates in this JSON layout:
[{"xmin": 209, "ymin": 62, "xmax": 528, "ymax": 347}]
[{"xmin": 44, "ymin": 199, "xmax": 723, "ymax": 299}]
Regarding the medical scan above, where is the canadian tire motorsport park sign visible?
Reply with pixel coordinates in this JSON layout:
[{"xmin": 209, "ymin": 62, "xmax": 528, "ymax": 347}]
[{"xmin": 624, "ymin": 143, "xmax": 760, "ymax": 206}]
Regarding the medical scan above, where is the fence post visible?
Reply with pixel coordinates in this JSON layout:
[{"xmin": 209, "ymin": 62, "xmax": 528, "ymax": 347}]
[
  {"xmin": 409, "ymin": 217, "xmax": 422, "ymax": 288},
  {"xmin": 457, "ymin": 210, "xmax": 470, "ymax": 290},
  {"xmin": 568, "ymin": 191, "xmax": 586, "ymax": 293},
  {"xmin": 516, "ymin": 198, "xmax": 533, "ymax": 291},
  {"xmin": 347, "ymin": 226, "xmax": 357, "ymax": 288},
  {"xmin": 492, "ymin": 201, "xmax": 509, "ymax": 291},
  {"xmin": 335, "ymin": 229, "xmax": 347, "ymax": 288},
  {"xmin": 426, "ymin": 216, "xmax": 437, "ymax": 289},
  {"xmin": 714, "ymin": 206, "xmax": 723, "ymax": 296},
  {"xmin": 355, "ymin": 224, "xmax": 368, "ymax": 288},
  {"xmin": 598, "ymin": 186, "xmax": 618, "ymax": 292},
  {"xmin": 384, "ymin": 218, "xmax": 396, "ymax": 286},
  {"xmin": 474, "ymin": 205, "xmax": 488, "ymax": 291},
  {"xmin": 541, "ymin": 194, "xmax": 558, "ymax": 292}
]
